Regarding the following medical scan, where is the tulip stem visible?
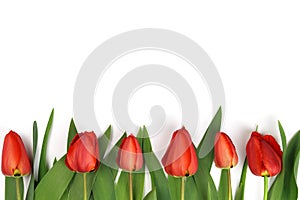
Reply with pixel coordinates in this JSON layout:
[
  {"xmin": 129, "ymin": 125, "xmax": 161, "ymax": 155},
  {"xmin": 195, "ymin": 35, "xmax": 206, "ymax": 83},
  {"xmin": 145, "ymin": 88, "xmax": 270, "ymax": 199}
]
[
  {"xmin": 181, "ymin": 177, "xmax": 186, "ymax": 200},
  {"xmin": 129, "ymin": 172, "xmax": 133, "ymax": 200},
  {"xmin": 264, "ymin": 176, "xmax": 268, "ymax": 200},
  {"xmin": 83, "ymin": 173, "xmax": 87, "ymax": 200},
  {"xmin": 227, "ymin": 169, "xmax": 232, "ymax": 200},
  {"xmin": 16, "ymin": 177, "xmax": 21, "ymax": 200}
]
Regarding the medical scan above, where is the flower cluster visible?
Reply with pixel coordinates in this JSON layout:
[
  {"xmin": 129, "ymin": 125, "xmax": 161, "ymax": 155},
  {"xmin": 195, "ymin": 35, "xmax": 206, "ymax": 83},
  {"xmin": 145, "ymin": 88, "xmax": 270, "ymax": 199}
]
[{"xmin": 1, "ymin": 109, "xmax": 297, "ymax": 200}]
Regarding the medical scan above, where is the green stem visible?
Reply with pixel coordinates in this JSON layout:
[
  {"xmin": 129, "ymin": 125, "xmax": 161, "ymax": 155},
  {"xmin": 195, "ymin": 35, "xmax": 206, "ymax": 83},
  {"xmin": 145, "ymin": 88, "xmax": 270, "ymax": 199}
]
[
  {"xmin": 227, "ymin": 169, "xmax": 232, "ymax": 200},
  {"xmin": 16, "ymin": 178, "xmax": 21, "ymax": 200},
  {"xmin": 129, "ymin": 172, "xmax": 133, "ymax": 200},
  {"xmin": 181, "ymin": 177, "xmax": 185, "ymax": 200},
  {"xmin": 264, "ymin": 176, "xmax": 268, "ymax": 200},
  {"xmin": 83, "ymin": 173, "xmax": 87, "ymax": 200}
]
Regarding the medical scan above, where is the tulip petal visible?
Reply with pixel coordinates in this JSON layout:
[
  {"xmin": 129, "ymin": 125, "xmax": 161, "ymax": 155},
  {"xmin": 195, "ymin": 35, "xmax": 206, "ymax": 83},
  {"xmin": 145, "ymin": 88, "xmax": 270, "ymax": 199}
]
[
  {"xmin": 261, "ymin": 140, "xmax": 282, "ymax": 176},
  {"xmin": 246, "ymin": 133, "xmax": 265, "ymax": 176},
  {"xmin": 263, "ymin": 135, "xmax": 283, "ymax": 158}
]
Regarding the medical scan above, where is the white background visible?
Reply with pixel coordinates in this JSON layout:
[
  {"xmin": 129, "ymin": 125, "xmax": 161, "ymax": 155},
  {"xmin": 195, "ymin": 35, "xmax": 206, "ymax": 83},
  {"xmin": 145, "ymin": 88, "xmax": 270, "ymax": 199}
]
[{"xmin": 0, "ymin": 1, "xmax": 300, "ymax": 199}]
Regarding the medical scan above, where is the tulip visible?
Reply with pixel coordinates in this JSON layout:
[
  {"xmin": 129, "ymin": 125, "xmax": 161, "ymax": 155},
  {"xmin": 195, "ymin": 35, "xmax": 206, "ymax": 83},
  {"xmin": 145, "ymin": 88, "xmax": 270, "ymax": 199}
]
[
  {"xmin": 214, "ymin": 132, "xmax": 238, "ymax": 169},
  {"xmin": 162, "ymin": 127, "xmax": 198, "ymax": 200},
  {"xmin": 65, "ymin": 131, "xmax": 100, "ymax": 200},
  {"xmin": 2, "ymin": 131, "xmax": 31, "ymax": 200},
  {"xmin": 246, "ymin": 131, "xmax": 282, "ymax": 177},
  {"xmin": 214, "ymin": 132, "xmax": 238, "ymax": 200},
  {"xmin": 1, "ymin": 131, "xmax": 31, "ymax": 177},
  {"xmin": 116, "ymin": 134, "xmax": 143, "ymax": 172},
  {"xmin": 162, "ymin": 127, "xmax": 198, "ymax": 177},
  {"xmin": 246, "ymin": 131, "xmax": 283, "ymax": 200},
  {"xmin": 117, "ymin": 134, "xmax": 143, "ymax": 200},
  {"xmin": 65, "ymin": 131, "xmax": 100, "ymax": 173}
]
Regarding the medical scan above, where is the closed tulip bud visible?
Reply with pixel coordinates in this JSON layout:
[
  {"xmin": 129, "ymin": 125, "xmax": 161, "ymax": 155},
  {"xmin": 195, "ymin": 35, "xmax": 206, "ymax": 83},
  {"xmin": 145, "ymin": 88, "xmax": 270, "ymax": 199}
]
[
  {"xmin": 65, "ymin": 131, "xmax": 100, "ymax": 173},
  {"xmin": 1, "ymin": 131, "xmax": 31, "ymax": 177},
  {"xmin": 214, "ymin": 132, "xmax": 238, "ymax": 169},
  {"xmin": 246, "ymin": 131, "xmax": 282, "ymax": 177},
  {"xmin": 162, "ymin": 127, "xmax": 198, "ymax": 177},
  {"xmin": 117, "ymin": 134, "xmax": 143, "ymax": 172}
]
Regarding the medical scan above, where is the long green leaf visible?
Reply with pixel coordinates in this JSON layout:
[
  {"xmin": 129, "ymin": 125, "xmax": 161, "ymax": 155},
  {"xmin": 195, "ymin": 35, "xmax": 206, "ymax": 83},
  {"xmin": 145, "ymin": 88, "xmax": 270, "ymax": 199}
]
[
  {"xmin": 191, "ymin": 108, "xmax": 221, "ymax": 199},
  {"xmin": 38, "ymin": 109, "xmax": 54, "ymax": 181},
  {"xmin": 278, "ymin": 121, "xmax": 287, "ymax": 151},
  {"xmin": 192, "ymin": 164, "xmax": 218, "ymax": 200},
  {"xmin": 167, "ymin": 176, "xmax": 181, "ymax": 200},
  {"xmin": 115, "ymin": 171, "xmax": 130, "ymax": 200},
  {"xmin": 103, "ymin": 133, "xmax": 127, "ymax": 179},
  {"xmin": 142, "ymin": 127, "xmax": 171, "ymax": 200},
  {"xmin": 35, "ymin": 156, "xmax": 75, "ymax": 200},
  {"xmin": 144, "ymin": 189, "xmax": 157, "ymax": 200},
  {"xmin": 218, "ymin": 169, "xmax": 231, "ymax": 200},
  {"xmin": 26, "ymin": 121, "xmax": 38, "ymax": 200},
  {"xmin": 197, "ymin": 107, "xmax": 222, "ymax": 171},
  {"xmin": 99, "ymin": 125, "xmax": 112, "ymax": 160},
  {"xmin": 5, "ymin": 177, "xmax": 24, "ymax": 200},
  {"xmin": 67, "ymin": 172, "xmax": 96, "ymax": 200},
  {"xmin": 234, "ymin": 158, "xmax": 248, "ymax": 200},
  {"xmin": 92, "ymin": 164, "xmax": 116, "ymax": 200},
  {"xmin": 185, "ymin": 176, "xmax": 200, "ymax": 200},
  {"xmin": 67, "ymin": 119, "xmax": 77, "ymax": 151},
  {"xmin": 268, "ymin": 131, "xmax": 300, "ymax": 200}
]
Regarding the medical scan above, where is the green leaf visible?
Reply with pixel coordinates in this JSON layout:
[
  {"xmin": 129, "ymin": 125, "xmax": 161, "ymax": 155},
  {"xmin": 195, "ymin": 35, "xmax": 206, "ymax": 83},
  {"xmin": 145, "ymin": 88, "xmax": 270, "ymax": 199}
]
[
  {"xmin": 268, "ymin": 131, "xmax": 300, "ymax": 200},
  {"xmin": 189, "ymin": 107, "xmax": 221, "ymax": 200},
  {"xmin": 35, "ymin": 156, "xmax": 75, "ymax": 200},
  {"xmin": 218, "ymin": 169, "xmax": 231, "ymax": 200},
  {"xmin": 5, "ymin": 177, "xmax": 24, "ymax": 200},
  {"xmin": 197, "ymin": 107, "xmax": 222, "ymax": 171},
  {"xmin": 67, "ymin": 172, "xmax": 96, "ymax": 200},
  {"xmin": 185, "ymin": 176, "xmax": 200, "ymax": 200},
  {"xmin": 192, "ymin": 164, "xmax": 218, "ymax": 200},
  {"xmin": 99, "ymin": 125, "xmax": 112, "ymax": 160},
  {"xmin": 92, "ymin": 164, "xmax": 116, "ymax": 200},
  {"xmin": 103, "ymin": 132, "xmax": 127, "ymax": 179},
  {"xmin": 144, "ymin": 188, "xmax": 157, "ymax": 200},
  {"xmin": 235, "ymin": 158, "xmax": 248, "ymax": 200},
  {"xmin": 67, "ymin": 119, "xmax": 77, "ymax": 151},
  {"xmin": 142, "ymin": 127, "xmax": 171, "ymax": 200},
  {"xmin": 167, "ymin": 176, "xmax": 181, "ymax": 200},
  {"xmin": 38, "ymin": 109, "xmax": 54, "ymax": 181},
  {"xmin": 278, "ymin": 121, "xmax": 287, "ymax": 151},
  {"xmin": 115, "ymin": 171, "xmax": 130, "ymax": 200},
  {"xmin": 26, "ymin": 121, "xmax": 38, "ymax": 200}
]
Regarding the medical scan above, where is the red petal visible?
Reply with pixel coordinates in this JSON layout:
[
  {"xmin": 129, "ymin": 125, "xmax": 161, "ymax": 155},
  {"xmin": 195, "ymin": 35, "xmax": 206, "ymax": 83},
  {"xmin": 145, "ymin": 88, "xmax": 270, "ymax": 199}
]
[
  {"xmin": 261, "ymin": 140, "xmax": 282, "ymax": 176},
  {"xmin": 263, "ymin": 135, "xmax": 283, "ymax": 158},
  {"xmin": 246, "ymin": 132, "xmax": 265, "ymax": 176}
]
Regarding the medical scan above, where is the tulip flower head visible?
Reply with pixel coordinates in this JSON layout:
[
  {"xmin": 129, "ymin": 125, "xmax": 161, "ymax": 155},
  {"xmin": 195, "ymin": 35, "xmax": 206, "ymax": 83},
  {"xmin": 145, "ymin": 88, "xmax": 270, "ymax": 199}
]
[
  {"xmin": 117, "ymin": 134, "xmax": 143, "ymax": 172},
  {"xmin": 65, "ymin": 131, "xmax": 100, "ymax": 173},
  {"xmin": 1, "ymin": 131, "xmax": 31, "ymax": 177},
  {"xmin": 162, "ymin": 127, "xmax": 198, "ymax": 177},
  {"xmin": 214, "ymin": 132, "xmax": 238, "ymax": 169},
  {"xmin": 246, "ymin": 131, "xmax": 283, "ymax": 177}
]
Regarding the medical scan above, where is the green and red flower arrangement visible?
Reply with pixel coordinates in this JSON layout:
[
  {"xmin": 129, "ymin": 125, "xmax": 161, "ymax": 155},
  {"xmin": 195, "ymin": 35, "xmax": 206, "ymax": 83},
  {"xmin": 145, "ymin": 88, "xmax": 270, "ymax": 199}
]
[{"xmin": 1, "ymin": 108, "xmax": 299, "ymax": 200}]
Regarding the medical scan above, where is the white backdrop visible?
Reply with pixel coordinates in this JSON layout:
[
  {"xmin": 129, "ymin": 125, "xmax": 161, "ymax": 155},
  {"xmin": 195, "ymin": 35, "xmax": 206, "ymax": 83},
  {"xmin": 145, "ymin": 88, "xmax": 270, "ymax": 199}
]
[{"xmin": 0, "ymin": 1, "xmax": 300, "ymax": 199}]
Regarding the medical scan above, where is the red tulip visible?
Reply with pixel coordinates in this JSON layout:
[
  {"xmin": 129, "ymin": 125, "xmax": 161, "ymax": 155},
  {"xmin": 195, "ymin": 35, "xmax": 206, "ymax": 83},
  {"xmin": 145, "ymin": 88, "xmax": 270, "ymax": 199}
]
[
  {"xmin": 65, "ymin": 131, "xmax": 100, "ymax": 173},
  {"xmin": 162, "ymin": 127, "xmax": 198, "ymax": 177},
  {"xmin": 214, "ymin": 132, "xmax": 238, "ymax": 168},
  {"xmin": 246, "ymin": 131, "xmax": 282, "ymax": 177},
  {"xmin": 1, "ymin": 131, "xmax": 31, "ymax": 177},
  {"xmin": 117, "ymin": 134, "xmax": 143, "ymax": 172}
]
